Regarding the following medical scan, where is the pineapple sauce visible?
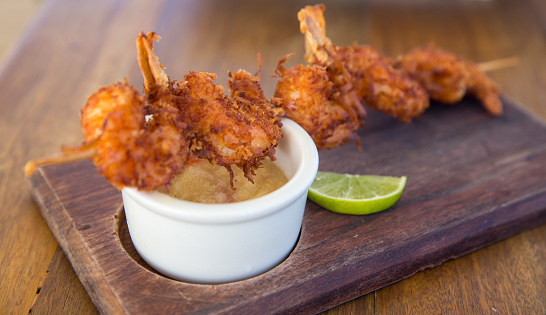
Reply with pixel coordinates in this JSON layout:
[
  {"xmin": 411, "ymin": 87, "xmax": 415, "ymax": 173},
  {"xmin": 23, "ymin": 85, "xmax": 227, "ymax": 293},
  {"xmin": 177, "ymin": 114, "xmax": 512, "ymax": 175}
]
[{"xmin": 167, "ymin": 159, "xmax": 288, "ymax": 203}]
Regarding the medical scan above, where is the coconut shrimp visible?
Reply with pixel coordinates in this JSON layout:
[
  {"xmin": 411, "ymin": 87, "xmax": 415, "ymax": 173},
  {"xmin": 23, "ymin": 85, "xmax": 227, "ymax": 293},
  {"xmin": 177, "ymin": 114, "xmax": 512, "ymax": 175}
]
[
  {"xmin": 272, "ymin": 54, "xmax": 362, "ymax": 150},
  {"xmin": 25, "ymin": 32, "xmax": 283, "ymax": 189},
  {"xmin": 395, "ymin": 44, "xmax": 502, "ymax": 116},
  {"xmin": 137, "ymin": 32, "xmax": 283, "ymax": 182},
  {"xmin": 298, "ymin": 4, "xmax": 429, "ymax": 122},
  {"xmin": 24, "ymin": 79, "xmax": 190, "ymax": 191}
]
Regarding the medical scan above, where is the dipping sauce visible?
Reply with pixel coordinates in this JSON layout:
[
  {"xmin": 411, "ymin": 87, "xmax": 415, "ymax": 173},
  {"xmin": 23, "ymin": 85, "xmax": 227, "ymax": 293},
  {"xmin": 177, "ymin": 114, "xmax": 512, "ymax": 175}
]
[{"xmin": 167, "ymin": 159, "xmax": 289, "ymax": 203}]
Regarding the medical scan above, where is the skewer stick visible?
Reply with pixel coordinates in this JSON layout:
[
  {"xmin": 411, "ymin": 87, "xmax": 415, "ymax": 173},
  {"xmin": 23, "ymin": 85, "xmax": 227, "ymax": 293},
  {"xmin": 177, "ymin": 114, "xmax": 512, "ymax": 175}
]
[
  {"xmin": 23, "ymin": 51, "xmax": 518, "ymax": 178},
  {"xmin": 24, "ymin": 148, "xmax": 96, "ymax": 177},
  {"xmin": 477, "ymin": 56, "xmax": 520, "ymax": 72}
]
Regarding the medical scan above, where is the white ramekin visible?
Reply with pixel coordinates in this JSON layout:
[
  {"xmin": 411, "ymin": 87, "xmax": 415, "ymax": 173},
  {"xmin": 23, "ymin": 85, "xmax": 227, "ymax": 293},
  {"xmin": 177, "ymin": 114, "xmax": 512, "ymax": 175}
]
[{"xmin": 121, "ymin": 118, "xmax": 319, "ymax": 284}]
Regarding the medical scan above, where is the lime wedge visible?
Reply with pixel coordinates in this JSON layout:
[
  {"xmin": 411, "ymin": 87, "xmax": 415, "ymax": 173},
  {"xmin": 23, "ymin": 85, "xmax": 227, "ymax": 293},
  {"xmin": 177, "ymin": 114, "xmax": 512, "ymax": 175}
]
[{"xmin": 308, "ymin": 171, "xmax": 407, "ymax": 215}]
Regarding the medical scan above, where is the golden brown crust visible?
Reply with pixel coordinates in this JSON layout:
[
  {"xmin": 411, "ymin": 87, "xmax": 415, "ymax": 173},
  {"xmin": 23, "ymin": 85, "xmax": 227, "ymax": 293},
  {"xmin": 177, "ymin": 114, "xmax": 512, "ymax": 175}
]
[
  {"xmin": 339, "ymin": 45, "xmax": 429, "ymax": 122},
  {"xmin": 297, "ymin": 4, "xmax": 429, "ymax": 122},
  {"xmin": 273, "ymin": 59, "xmax": 361, "ymax": 150},
  {"xmin": 395, "ymin": 44, "xmax": 502, "ymax": 116},
  {"xmin": 463, "ymin": 60, "xmax": 502, "ymax": 116},
  {"xmin": 25, "ymin": 32, "xmax": 283, "ymax": 190},
  {"xmin": 139, "ymin": 33, "xmax": 282, "ymax": 184},
  {"xmin": 81, "ymin": 81, "xmax": 190, "ymax": 191},
  {"xmin": 179, "ymin": 70, "xmax": 282, "ymax": 182}
]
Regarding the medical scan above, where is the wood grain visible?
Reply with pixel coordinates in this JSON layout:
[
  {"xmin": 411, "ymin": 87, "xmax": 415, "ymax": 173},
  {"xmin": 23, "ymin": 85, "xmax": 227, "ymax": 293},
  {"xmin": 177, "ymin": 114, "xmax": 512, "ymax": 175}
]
[
  {"xmin": 26, "ymin": 97, "xmax": 546, "ymax": 314},
  {"xmin": 30, "ymin": 247, "xmax": 97, "ymax": 315},
  {"xmin": 2, "ymin": 0, "xmax": 546, "ymax": 314},
  {"xmin": 0, "ymin": 0, "xmax": 41, "ymax": 62}
]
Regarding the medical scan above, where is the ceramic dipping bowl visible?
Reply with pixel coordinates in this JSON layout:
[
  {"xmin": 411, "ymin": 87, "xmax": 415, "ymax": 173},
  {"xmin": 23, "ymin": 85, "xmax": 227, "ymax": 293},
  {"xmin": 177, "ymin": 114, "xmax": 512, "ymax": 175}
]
[{"xmin": 121, "ymin": 118, "xmax": 319, "ymax": 284}]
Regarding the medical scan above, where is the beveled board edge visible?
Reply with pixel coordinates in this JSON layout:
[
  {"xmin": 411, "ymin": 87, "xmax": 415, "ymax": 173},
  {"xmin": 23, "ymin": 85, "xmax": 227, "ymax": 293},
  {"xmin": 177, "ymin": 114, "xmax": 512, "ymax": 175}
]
[
  {"xmin": 26, "ymin": 164, "xmax": 546, "ymax": 315},
  {"xmin": 26, "ymin": 168, "xmax": 126, "ymax": 314},
  {"xmin": 24, "ymin": 96, "xmax": 546, "ymax": 314}
]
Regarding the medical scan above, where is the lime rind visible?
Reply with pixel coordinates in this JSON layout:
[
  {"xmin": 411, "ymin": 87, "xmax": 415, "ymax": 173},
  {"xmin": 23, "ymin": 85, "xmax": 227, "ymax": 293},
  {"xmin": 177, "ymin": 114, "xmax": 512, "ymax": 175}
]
[
  {"xmin": 307, "ymin": 173, "xmax": 407, "ymax": 215},
  {"xmin": 309, "ymin": 177, "xmax": 406, "ymax": 202}
]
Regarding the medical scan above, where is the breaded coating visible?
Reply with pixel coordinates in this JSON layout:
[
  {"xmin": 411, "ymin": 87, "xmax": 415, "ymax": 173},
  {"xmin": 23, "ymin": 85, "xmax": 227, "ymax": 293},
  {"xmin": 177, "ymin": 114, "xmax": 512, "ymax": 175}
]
[
  {"xmin": 273, "ymin": 56, "xmax": 361, "ymax": 150},
  {"xmin": 25, "ymin": 32, "xmax": 282, "ymax": 190},
  {"xmin": 396, "ymin": 44, "xmax": 502, "ymax": 116},
  {"xmin": 298, "ymin": 4, "xmax": 429, "ymax": 122},
  {"xmin": 139, "ymin": 32, "xmax": 283, "ymax": 184},
  {"xmin": 78, "ymin": 80, "xmax": 190, "ymax": 190}
]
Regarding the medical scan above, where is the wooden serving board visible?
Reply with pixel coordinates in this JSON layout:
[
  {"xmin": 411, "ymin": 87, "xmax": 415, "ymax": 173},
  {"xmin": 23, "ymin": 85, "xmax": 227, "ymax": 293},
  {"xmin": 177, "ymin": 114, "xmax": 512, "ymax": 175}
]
[{"xmin": 27, "ymin": 97, "xmax": 546, "ymax": 314}]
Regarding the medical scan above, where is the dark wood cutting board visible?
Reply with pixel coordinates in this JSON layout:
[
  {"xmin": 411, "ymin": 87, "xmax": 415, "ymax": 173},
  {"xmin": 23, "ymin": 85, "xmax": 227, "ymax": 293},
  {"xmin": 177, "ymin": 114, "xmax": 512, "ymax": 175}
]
[{"xmin": 27, "ymin": 97, "xmax": 546, "ymax": 314}]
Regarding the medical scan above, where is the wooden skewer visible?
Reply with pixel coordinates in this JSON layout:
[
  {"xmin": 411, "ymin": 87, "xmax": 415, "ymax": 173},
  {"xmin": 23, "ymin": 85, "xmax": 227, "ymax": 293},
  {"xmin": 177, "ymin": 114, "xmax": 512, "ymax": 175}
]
[
  {"xmin": 477, "ymin": 56, "xmax": 520, "ymax": 72},
  {"xmin": 24, "ymin": 148, "xmax": 96, "ymax": 177},
  {"xmin": 23, "ymin": 54, "xmax": 519, "ymax": 177}
]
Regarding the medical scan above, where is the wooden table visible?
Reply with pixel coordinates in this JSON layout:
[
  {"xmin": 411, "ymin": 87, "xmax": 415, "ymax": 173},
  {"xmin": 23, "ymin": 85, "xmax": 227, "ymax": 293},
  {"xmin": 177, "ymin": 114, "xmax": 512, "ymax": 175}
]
[{"xmin": 2, "ymin": 0, "xmax": 545, "ymax": 313}]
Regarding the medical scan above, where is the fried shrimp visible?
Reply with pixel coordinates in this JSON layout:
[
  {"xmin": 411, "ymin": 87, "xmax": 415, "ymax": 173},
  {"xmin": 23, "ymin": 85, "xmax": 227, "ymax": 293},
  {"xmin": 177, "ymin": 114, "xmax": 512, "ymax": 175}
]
[
  {"xmin": 137, "ymin": 32, "xmax": 283, "ymax": 183},
  {"xmin": 395, "ymin": 44, "xmax": 502, "ymax": 116},
  {"xmin": 24, "ymin": 80, "xmax": 190, "ymax": 191},
  {"xmin": 82, "ymin": 81, "xmax": 190, "ymax": 190},
  {"xmin": 298, "ymin": 4, "xmax": 429, "ymax": 122},
  {"xmin": 181, "ymin": 70, "xmax": 282, "ymax": 182},
  {"xmin": 25, "ymin": 32, "xmax": 282, "ymax": 189},
  {"xmin": 225, "ymin": 58, "xmax": 284, "ymax": 175},
  {"xmin": 272, "ymin": 54, "xmax": 361, "ymax": 150},
  {"xmin": 24, "ymin": 33, "xmax": 191, "ymax": 191}
]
